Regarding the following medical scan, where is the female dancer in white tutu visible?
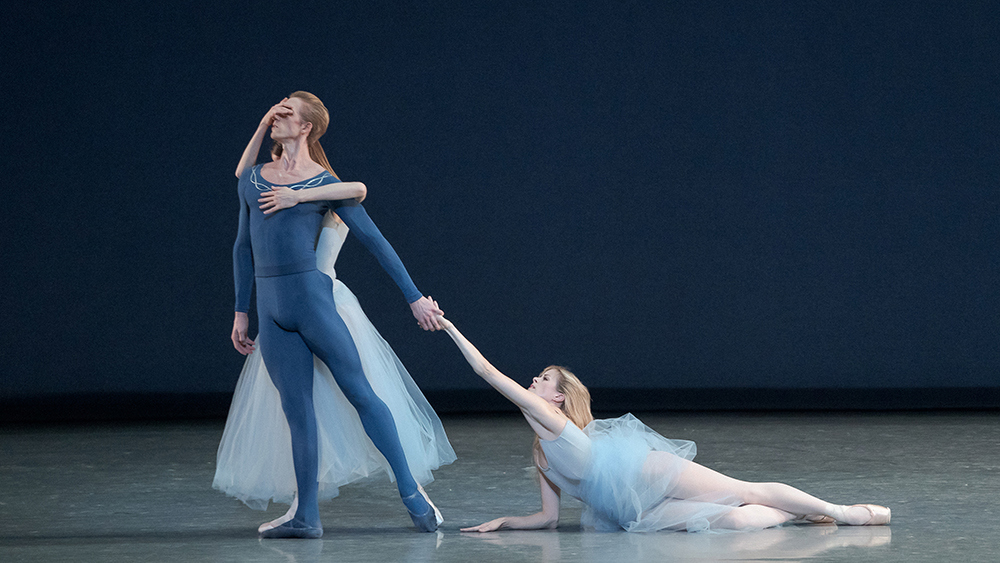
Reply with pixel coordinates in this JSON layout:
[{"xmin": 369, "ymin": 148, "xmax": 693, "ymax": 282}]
[
  {"xmin": 216, "ymin": 97, "xmax": 455, "ymax": 534},
  {"xmin": 435, "ymin": 315, "xmax": 891, "ymax": 532}
]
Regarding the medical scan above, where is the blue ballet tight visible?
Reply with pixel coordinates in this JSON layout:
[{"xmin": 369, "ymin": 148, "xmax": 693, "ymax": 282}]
[
  {"xmin": 234, "ymin": 165, "xmax": 433, "ymax": 533},
  {"xmin": 256, "ymin": 269, "xmax": 419, "ymax": 527}
]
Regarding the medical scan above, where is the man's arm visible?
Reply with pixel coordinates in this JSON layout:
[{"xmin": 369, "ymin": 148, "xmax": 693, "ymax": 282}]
[
  {"xmin": 332, "ymin": 200, "xmax": 442, "ymax": 330},
  {"xmin": 232, "ymin": 183, "xmax": 255, "ymax": 354}
]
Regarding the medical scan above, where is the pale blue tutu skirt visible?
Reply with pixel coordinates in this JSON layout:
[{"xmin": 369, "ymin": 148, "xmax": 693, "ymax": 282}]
[{"xmin": 580, "ymin": 414, "xmax": 741, "ymax": 532}]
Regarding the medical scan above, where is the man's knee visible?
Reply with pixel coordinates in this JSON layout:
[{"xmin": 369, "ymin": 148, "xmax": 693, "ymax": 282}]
[{"xmin": 341, "ymin": 383, "xmax": 377, "ymax": 411}]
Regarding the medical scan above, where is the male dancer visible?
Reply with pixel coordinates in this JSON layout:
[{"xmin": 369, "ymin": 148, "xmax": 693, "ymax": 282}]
[{"xmin": 231, "ymin": 92, "xmax": 442, "ymax": 538}]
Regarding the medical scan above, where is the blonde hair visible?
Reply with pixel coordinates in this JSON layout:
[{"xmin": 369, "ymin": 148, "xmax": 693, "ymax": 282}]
[
  {"xmin": 532, "ymin": 365, "xmax": 594, "ymax": 468},
  {"xmin": 288, "ymin": 91, "xmax": 340, "ymax": 180}
]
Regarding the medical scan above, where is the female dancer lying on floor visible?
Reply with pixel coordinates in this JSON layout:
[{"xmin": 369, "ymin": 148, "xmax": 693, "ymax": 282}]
[{"xmin": 436, "ymin": 315, "xmax": 891, "ymax": 532}]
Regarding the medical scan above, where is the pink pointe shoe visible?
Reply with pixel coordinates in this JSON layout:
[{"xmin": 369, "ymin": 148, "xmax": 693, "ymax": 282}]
[{"xmin": 850, "ymin": 504, "xmax": 891, "ymax": 526}]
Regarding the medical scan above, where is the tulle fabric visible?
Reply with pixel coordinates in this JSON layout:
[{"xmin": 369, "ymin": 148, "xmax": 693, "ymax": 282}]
[
  {"xmin": 213, "ymin": 279, "xmax": 456, "ymax": 510},
  {"xmin": 578, "ymin": 414, "xmax": 741, "ymax": 532}
]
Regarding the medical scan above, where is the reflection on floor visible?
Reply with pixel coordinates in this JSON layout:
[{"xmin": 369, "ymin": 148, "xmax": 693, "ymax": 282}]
[{"xmin": 0, "ymin": 411, "xmax": 996, "ymax": 562}]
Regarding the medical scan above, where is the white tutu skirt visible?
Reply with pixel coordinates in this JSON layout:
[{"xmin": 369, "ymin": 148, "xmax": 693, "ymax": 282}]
[
  {"xmin": 213, "ymin": 279, "xmax": 456, "ymax": 510},
  {"xmin": 580, "ymin": 414, "xmax": 741, "ymax": 532}
]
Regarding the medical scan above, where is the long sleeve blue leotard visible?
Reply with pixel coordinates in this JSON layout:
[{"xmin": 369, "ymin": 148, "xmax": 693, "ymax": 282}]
[{"xmin": 233, "ymin": 165, "xmax": 421, "ymax": 313}]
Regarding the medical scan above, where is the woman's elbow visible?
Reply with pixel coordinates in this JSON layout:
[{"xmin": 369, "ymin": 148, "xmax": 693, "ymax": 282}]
[
  {"xmin": 475, "ymin": 364, "xmax": 503, "ymax": 383},
  {"xmin": 355, "ymin": 182, "xmax": 367, "ymax": 201}
]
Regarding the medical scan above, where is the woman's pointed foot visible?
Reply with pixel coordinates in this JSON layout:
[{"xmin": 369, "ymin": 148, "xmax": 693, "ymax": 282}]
[
  {"xmin": 259, "ymin": 519, "xmax": 323, "ymax": 539},
  {"xmin": 259, "ymin": 494, "xmax": 299, "ymax": 533},
  {"xmin": 849, "ymin": 504, "xmax": 891, "ymax": 526},
  {"xmin": 402, "ymin": 490, "xmax": 439, "ymax": 532}
]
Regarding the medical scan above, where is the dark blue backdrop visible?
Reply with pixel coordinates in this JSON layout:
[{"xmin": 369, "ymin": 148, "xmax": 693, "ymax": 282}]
[{"xmin": 2, "ymin": 1, "xmax": 997, "ymax": 416}]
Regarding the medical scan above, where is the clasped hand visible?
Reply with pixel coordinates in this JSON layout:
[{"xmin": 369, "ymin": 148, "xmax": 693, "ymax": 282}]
[{"xmin": 411, "ymin": 297, "xmax": 444, "ymax": 331}]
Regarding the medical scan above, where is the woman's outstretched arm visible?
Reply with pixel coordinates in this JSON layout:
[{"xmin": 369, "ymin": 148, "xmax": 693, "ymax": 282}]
[
  {"xmin": 461, "ymin": 471, "xmax": 561, "ymax": 532},
  {"xmin": 438, "ymin": 317, "xmax": 566, "ymax": 438},
  {"xmin": 258, "ymin": 182, "xmax": 367, "ymax": 214}
]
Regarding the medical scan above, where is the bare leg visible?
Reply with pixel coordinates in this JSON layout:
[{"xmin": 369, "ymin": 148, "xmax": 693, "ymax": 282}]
[{"xmin": 646, "ymin": 453, "xmax": 875, "ymax": 528}]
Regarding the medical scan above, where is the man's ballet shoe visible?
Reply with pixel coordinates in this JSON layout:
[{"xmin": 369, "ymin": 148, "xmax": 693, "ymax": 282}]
[
  {"xmin": 259, "ymin": 520, "xmax": 323, "ymax": 539},
  {"xmin": 402, "ymin": 490, "xmax": 439, "ymax": 532},
  {"xmin": 850, "ymin": 504, "xmax": 891, "ymax": 526},
  {"xmin": 258, "ymin": 511, "xmax": 294, "ymax": 534}
]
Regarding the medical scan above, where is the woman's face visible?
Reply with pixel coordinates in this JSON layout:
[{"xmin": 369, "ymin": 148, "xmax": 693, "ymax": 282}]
[
  {"xmin": 529, "ymin": 369, "xmax": 563, "ymax": 405},
  {"xmin": 270, "ymin": 97, "xmax": 310, "ymax": 142}
]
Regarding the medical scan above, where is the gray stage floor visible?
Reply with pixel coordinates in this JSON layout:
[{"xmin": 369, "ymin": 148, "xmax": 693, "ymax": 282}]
[{"xmin": 1, "ymin": 412, "xmax": 997, "ymax": 562}]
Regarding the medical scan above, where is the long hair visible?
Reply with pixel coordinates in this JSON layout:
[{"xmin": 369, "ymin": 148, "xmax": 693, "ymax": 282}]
[
  {"xmin": 288, "ymin": 91, "xmax": 340, "ymax": 180},
  {"xmin": 532, "ymin": 365, "xmax": 594, "ymax": 468}
]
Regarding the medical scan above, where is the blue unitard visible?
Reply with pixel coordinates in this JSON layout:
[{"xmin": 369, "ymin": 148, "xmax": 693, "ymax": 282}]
[{"xmin": 234, "ymin": 165, "xmax": 425, "ymax": 529}]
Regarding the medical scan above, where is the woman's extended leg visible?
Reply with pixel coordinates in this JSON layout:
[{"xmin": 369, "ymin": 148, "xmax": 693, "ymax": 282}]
[{"xmin": 645, "ymin": 452, "xmax": 875, "ymax": 529}]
